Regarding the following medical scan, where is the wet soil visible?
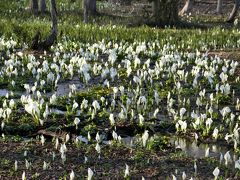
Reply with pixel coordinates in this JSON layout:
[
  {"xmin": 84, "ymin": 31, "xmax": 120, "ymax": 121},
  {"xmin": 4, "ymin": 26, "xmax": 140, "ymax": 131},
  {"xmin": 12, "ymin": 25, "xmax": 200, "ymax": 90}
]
[{"xmin": 0, "ymin": 137, "xmax": 234, "ymax": 179}]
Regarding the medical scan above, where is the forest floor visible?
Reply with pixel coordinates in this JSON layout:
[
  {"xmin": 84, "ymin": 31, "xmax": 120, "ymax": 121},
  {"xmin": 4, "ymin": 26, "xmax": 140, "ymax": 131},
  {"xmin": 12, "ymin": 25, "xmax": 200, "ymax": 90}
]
[{"xmin": 0, "ymin": 0, "xmax": 240, "ymax": 179}]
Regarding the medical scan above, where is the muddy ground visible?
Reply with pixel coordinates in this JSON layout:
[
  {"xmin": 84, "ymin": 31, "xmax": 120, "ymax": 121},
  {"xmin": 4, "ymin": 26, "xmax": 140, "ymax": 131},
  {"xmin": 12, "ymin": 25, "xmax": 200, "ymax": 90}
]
[{"xmin": 0, "ymin": 136, "xmax": 232, "ymax": 179}]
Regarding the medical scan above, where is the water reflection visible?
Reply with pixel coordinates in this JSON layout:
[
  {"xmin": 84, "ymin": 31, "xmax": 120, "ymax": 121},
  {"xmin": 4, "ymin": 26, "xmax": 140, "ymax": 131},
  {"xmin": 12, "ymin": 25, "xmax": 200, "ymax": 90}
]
[
  {"xmin": 0, "ymin": 89, "xmax": 8, "ymax": 96},
  {"xmin": 170, "ymin": 136, "xmax": 238, "ymax": 160}
]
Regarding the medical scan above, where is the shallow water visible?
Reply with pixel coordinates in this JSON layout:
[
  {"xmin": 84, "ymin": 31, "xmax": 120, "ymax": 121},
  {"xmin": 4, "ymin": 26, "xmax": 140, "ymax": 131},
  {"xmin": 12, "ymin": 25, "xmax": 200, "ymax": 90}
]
[
  {"xmin": 170, "ymin": 136, "xmax": 238, "ymax": 160},
  {"xmin": 50, "ymin": 109, "xmax": 66, "ymax": 115},
  {"xmin": 0, "ymin": 89, "xmax": 8, "ymax": 96},
  {"xmin": 50, "ymin": 108, "xmax": 81, "ymax": 116},
  {"xmin": 117, "ymin": 135, "xmax": 238, "ymax": 160}
]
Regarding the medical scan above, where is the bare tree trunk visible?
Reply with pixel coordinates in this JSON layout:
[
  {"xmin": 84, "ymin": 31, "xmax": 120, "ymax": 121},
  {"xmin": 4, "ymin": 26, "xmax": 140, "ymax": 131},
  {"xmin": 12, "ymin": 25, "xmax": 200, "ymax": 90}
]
[
  {"xmin": 83, "ymin": 0, "xmax": 89, "ymax": 23},
  {"xmin": 30, "ymin": 0, "xmax": 39, "ymax": 15},
  {"xmin": 227, "ymin": 0, "xmax": 240, "ymax": 22},
  {"xmin": 153, "ymin": 0, "xmax": 179, "ymax": 26},
  {"xmin": 216, "ymin": 0, "xmax": 223, "ymax": 14},
  {"xmin": 83, "ymin": 0, "xmax": 97, "ymax": 23},
  {"xmin": 40, "ymin": 0, "xmax": 47, "ymax": 13},
  {"xmin": 179, "ymin": 0, "xmax": 193, "ymax": 16},
  {"xmin": 91, "ymin": 0, "xmax": 97, "ymax": 15},
  {"xmin": 31, "ymin": 0, "xmax": 58, "ymax": 50},
  {"xmin": 43, "ymin": 0, "xmax": 57, "ymax": 47}
]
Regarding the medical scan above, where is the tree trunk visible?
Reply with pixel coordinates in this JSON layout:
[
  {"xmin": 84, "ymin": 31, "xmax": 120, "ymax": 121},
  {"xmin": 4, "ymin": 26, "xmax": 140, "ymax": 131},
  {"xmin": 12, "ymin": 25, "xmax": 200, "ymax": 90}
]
[
  {"xmin": 42, "ymin": 0, "xmax": 58, "ymax": 48},
  {"xmin": 153, "ymin": 0, "xmax": 179, "ymax": 26},
  {"xmin": 179, "ymin": 0, "xmax": 193, "ymax": 16},
  {"xmin": 216, "ymin": 0, "xmax": 223, "ymax": 14},
  {"xmin": 227, "ymin": 0, "xmax": 240, "ymax": 22},
  {"xmin": 83, "ymin": 0, "xmax": 97, "ymax": 23},
  {"xmin": 90, "ymin": 0, "xmax": 97, "ymax": 15},
  {"xmin": 40, "ymin": 0, "xmax": 47, "ymax": 13},
  {"xmin": 31, "ymin": 0, "xmax": 58, "ymax": 50},
  {"xmin": 30, "ymin": 0, "xmax": 39, "ymax": 15}
]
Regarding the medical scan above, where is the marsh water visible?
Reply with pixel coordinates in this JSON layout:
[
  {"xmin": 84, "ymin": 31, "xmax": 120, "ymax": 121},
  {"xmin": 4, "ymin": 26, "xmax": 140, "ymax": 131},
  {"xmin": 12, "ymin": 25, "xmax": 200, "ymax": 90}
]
[
  {"xmin": 112, "ymin": 135, "xmax": 238, "ymax": 160},
  {"xmin": 170, "ymin": 136, "xmax": 237, "ymax": 160}
]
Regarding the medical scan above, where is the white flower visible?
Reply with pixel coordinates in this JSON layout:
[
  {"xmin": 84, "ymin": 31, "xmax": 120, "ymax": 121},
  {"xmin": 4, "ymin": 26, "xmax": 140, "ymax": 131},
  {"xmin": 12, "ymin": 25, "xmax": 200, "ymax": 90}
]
[
  {"xmin": 119, "ymin": 86, "xmax": 124, "ymax": 95},
  {"xmin": 50, "ymin": 94, "xmax": 57, "ymax": 105},
  {"xmin": 224, "ymin": 151, "xmax": 231, "ymax": 166},
  {"xmin": 108, "ymin": 50, "xmax": 117, "ymax": 65},
  {"xmin": 182, "ymin": 171, "xmax": 186, "ymax": 180},
  {"xmin": 87, "ymin": 168, "xmax": 93, "ymax": 180},
  {"xmin": 142, "ymin": 130, "xmax": 149, "ymax": 147},
  {"xmin": 95, "ymin": 143, "xmax": 101, "ymax": 154},
  {"xmin": 92, "ymin": 100, "xmax": 100, "ymax": 112},
  {"xmin": 194, "ymin": 161, "xmax": 197, "ymax": 174},
  {"xmin": 124, "ymin": 164, "xmax": 130, "ymax": 178},
  {"xmin": 213, "ymin": 167, "xmax": 220, "ymax": 180},
  {"xmin": 65, "ymin": 134, "xmax": 70, "ymax": 143},
  {"xmin": 0, "ymin": 122, "xmax": 4, "ymax": 130},
  {"xmin": 212, "ymin": 128, "xmax": 219, "ymax": 140},
  {"xmin": 112, "ymin": 130, "xmax": 118, "ymax": 141},
  {"xmin": 70, "ymin": 170, "xmax": 75, "ymax": 180},
  {"xmin": 206, "ymin": 118, "xmax": 213, "ymax": 130},
  {"xmin": 9, "ymin": 99, "xmax": 15, "ymax": 109},
  {"xmin": 113, "ymin": 87, "xmax": 118, "ymax": 99},
  {"xmin": 24, "ymin": 150, "xmax": 27, "ymax": 157},
  {"xmin": 69, "ymin": 84, "xmax": 77, "ymax": 93},
  {"xmin": 24, "ymin": 100, "xmax": 40, "ymax": 122},
  {"xmin": 153, "ymin": 108, "xmax": 159, "ymax": 118},
  {"xmin": 55, "ymin": 138, "xmax": 59, "ymax": 149},
  {"xmin": 74, "ymin": 118, "xmax": 80, "ymax": 129},
  {"xmin": 43, "ymin": 104, "xmax": 49, "ymax": 119},
  {"xmin": 109, "ymin": 114, "xmax": 115, "ymax": 126},
  {"xmin": 177, "ymin": 120, "xmax": 187, "ymax": 133},
  {"xmin": 139, "ymin": 114, "xmax": 144, "ymax": 126},
  {"xmin": 95, "ymin": 132, "xmax": 101, "ymax": 142},
  {"xmin": 25, "ymin": 159, "xmax": 30, "ymax": 169},
  {"xmin": 22, "ymin": 171, "xmax": 26, "ymax": 180},
  {"xmin": 81, "ymin": 99, "xmax": 88, "ymax": 110},
  {"xmin": 110, "ymin": 67, "xmax": 117, "ymax": 81},
  {"xmin": 43, "ymin": 161, "xmax": 48, "ymax": 170},
  {"xmin": 235, "ymin": 160, "xmax": 240, "ymax": 170},
  {"xmin": 88, "ymin": 132, "xmax": 91, "ymax": 141},
  {"xmin": 40, "ymin": 135, "xmax": 45, "ymax": 146},
  {"xmin": 233, "ymin": 18, "xmax": 238, "ymax": 26},
  {"xmin": 60, "ymin": 143, "xmax": 67, "ymax": 154},
  {"xmin": 180, "ymin": 108, "xmax": 186, "ymax": 118},
  {"xmin": 220, "ymin": 107, "xmax": 231, "ymax": 118},
  {"xmin": 172, "ymin": 174, "xmax": 177, "ymax": 180},
  {"xmin": 194, "ymin": 133, "xmax": 198, "ymax": 141},
  {"xmin": 205, "ymin": 147, "xmax": 209, "ymax": 157},
  {"xmin": 72, "ymin": 101, "xmax": 78, "ymax": 111},
  {"xmin": 14, "ymin": 160, "xmax": 18, "ymax": 171},
  {"xmin": 220, "ymin": 153, "xmax": 223, "ymax": 164}
]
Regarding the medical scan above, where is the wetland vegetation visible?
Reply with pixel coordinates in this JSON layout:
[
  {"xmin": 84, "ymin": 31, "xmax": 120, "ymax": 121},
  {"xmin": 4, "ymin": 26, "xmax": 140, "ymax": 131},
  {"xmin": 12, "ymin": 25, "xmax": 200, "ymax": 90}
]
[{"xmin": 1, "ymin": 0, "xmax": 240, "ymax": 179}]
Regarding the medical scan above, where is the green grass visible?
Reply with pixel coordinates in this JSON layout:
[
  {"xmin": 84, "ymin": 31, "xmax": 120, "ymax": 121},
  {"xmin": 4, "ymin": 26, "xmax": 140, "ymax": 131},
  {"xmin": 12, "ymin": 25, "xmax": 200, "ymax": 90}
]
[{"xmin": 0, "ymin": 0, "xmax": 240, "ymax": 50}]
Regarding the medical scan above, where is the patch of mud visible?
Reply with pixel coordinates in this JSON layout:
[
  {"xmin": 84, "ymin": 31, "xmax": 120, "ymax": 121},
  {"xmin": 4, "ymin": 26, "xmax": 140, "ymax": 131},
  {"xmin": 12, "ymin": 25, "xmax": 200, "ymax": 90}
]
[{"xmin": 208, "ymin": 50, "xmax": 240, "ymax": 61}]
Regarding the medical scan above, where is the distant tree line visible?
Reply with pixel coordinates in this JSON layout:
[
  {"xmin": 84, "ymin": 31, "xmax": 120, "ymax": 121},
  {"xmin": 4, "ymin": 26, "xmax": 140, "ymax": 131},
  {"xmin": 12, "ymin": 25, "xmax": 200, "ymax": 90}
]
[{"xmin": 29, "ymin": 0, "xmax": 240, "ymax": 25}]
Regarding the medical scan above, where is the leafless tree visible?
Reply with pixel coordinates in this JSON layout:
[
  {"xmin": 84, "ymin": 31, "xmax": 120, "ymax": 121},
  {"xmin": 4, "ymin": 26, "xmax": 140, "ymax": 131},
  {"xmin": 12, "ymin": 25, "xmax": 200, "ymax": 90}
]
[
  {"xmin": 179, "ymin": 0, "xmax": 239, "ymax": 22},
  {"xmin": 30, "ymin": 0, "xmax": 39, "ymax": 15},
  {"xmin": 30, "ymin": 0, "xmax": 48, "ymax": 14},
  {"xmin": 40, "ymin": 0, "xmax": 47, "ymax": 13}
]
